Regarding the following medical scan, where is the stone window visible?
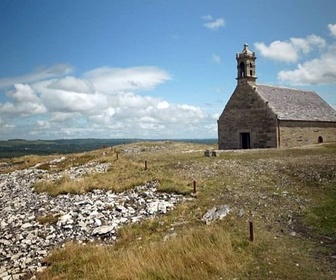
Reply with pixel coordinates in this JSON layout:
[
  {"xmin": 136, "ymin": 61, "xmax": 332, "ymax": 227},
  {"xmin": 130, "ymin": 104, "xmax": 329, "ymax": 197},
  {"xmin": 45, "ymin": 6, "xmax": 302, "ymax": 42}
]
[
  {"xmin": 239, "ymin": 62, "xmax": 245, "ymax": 78},
  {"xmin": 318, "ymin": 136, "xmax": 323, "ymax": 143}
]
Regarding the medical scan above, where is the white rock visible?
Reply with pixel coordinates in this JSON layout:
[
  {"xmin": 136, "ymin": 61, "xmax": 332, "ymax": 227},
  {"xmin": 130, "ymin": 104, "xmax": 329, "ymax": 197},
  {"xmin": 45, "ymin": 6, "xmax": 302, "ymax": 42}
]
[
  {"xmin": 201, "ymin": 205, "xmax": 231, "ymax": 225},
  {"xmin": 0, "ymin": 239, "xmax": 11, "ymax": 246},
  {"xmin": 94, "ymin": 218, "xmax": 102, "ymax": 226},
  {"xmin": 92, "ymin": 225, "xmax": 115, "ymax": 235},
  {"xmin": 147, "ymin": 201, "xmax": 159, "ymax": 214},
  {"xmin": 37, "ymin": 250, "xmax": 48, "ymax": 256},
  {"xmin": 21, "ymin": 223, "xmax": 34, "ymax": 229},
  {"xmin": 57, "ymin": 213, "xmax": 73, "ymax": 226}
]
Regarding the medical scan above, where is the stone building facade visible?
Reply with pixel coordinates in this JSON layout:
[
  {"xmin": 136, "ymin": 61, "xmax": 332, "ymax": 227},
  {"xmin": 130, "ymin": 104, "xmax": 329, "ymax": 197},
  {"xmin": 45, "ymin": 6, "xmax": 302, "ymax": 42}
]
[{"xmin": 218, "ymin": 44, "xmax": 336, "ymax": 149}]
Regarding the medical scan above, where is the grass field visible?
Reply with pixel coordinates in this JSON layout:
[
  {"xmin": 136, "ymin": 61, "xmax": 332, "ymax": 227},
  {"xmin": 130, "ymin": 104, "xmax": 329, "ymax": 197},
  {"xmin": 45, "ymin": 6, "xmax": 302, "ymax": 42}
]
[{"xmin": 5, "ymin": 141, "xmax": 335, "ymax": 279}]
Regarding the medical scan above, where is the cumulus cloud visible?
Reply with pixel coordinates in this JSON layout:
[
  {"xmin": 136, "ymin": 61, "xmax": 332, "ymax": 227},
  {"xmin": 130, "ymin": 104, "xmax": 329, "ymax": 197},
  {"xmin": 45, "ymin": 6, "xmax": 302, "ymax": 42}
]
[
  {"xmin": 0, "ymin": 84, "xmax": 46, "ymax": 116},
  {"xmin": 81, "ymin": 96, "xmax": 210, "ymax": 139},
  {"xmin": 254, "ymin": 35, "xmax": 326, "ymax": 62},
  {"xmin": 50, "ymin": 112, "xmax": 82, "ymax": 122},
  {"xmin": 254, "ymin": 24, "xmax": 336, "ymax": 85},
  {"xmin": 37, "ymin": 120, "xmax": 51, "ymax": 129},
  {"xmin": 255, "ymin": 41, "xmax": 298, "ymax": 62},
  {"xmin": 33, "ymin": 81, "xmax": 109, "ymax": 114},
  {"xmin": 0, "ymin": 64, "xmax": 73, "ymax": 89},
  {"xmin": 328, "ymin": 23, "xmax": 336, "ymax": 37},
  {"xmin": 202, "ymin": 15, "xmax": 225, "ymax": 30},
  {"xmin": 278, "ymin": 43, "xmax": 336, "ymax": 85},
  {"xmin": 0, "ymin": 65, "xmax": 214, "ymax": 139}
]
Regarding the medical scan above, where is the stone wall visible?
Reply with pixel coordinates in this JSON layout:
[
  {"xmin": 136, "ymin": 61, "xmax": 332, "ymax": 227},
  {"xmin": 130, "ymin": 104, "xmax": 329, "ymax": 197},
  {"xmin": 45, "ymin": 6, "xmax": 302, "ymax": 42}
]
[
  {"xmin": 218, "ymin": 82, "xmax": 278, "ymax": 149},
  {"xmin": 279, "ymin": 120, "xmax": 336, "ymax": 148}
]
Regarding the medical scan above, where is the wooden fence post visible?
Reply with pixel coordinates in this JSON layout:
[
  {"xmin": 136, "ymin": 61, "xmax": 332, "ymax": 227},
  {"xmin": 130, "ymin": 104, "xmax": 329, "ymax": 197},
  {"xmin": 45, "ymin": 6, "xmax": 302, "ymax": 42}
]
[
  {"xmin": 249, "ymin": 221, "xmax": 254, "ymax": 242},
  {"xmin": 193, "ymin": 180, "xmax": 197, "ymax": 194}
]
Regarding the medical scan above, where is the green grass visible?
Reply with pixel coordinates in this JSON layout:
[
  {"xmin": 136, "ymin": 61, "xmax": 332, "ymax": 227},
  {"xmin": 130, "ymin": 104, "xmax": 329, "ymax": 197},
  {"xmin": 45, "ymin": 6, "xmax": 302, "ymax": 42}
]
[{"xmin": 304, "ymin": 183, "xmax": 336, "ymax": 236}]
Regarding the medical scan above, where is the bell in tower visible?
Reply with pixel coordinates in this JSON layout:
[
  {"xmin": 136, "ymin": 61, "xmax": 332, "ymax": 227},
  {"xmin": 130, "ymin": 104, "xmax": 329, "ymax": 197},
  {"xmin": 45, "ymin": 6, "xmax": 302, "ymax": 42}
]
[{"xmin": 236, "ymin": 43, "xmax": 257, "ymax": 85}]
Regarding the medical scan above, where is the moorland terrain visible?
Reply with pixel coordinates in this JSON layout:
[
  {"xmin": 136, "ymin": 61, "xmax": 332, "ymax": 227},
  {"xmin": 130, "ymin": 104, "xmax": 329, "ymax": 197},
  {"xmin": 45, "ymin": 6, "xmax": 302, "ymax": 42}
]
[
  {"xmin": 0, "ymin": 138, "xmax": 216, "ymax": 158},
  {"xmin": 0, "ymin": 140, "xmax": 335, "ymax": 279}
]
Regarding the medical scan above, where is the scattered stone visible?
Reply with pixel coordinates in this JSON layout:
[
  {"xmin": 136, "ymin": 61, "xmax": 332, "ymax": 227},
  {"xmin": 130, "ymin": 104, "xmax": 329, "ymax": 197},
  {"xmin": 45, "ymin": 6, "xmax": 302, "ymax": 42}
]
[
  {"xmin": 163, "ymin": 232, "xmax": 177, "ymax": 242},
  {"xmin": 237, "ymin": 208, "xmax": 244, "ymax": 218},
  {"xmin": 92, "ymin": 225, "xmax": 115, "ymax": 236},
  {"xmin": 204, "ymin": 150, "xmax": 217, "ymax": 157},
  {"xmin": 0, "ymin": 159, "xmax": 188, "ymax": 279},
  {"xmin": 201, "ymin": 205, "xmax": 231, "ymax": 225}
]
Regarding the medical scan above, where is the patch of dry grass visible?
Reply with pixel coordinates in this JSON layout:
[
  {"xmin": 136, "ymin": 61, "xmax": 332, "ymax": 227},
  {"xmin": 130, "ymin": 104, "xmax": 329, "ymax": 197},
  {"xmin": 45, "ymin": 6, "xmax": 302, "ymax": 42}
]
[
  {"xmin": 0, "ymin": 154, "xmax": 56, "ymax": 174},
  {"xmin": 22, "ymin": 141, "xmax": 336, "ymax": 279},
  {"xmin": 32, "ymin": 143, "xmax": 207, "ymax": 196},
  {"xmin": 37, "ymin": 224, "xmax": 249, "ymax": 280},
  {"xmin": 36, "ymin": 214, "xmax": 60, "ymax": 225}
]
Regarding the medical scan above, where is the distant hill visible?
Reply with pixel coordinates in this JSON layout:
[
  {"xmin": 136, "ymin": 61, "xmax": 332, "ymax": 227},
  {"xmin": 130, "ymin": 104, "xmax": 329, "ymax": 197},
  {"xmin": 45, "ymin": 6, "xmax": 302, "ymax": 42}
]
[{"xmin": 0, "ymin": 138, "xmax": 217, "ymax": 158}]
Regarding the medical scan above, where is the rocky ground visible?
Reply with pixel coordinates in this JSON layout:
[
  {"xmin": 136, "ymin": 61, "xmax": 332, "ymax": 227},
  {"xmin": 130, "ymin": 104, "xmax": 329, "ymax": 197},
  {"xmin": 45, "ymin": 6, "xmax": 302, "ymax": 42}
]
[
  {"xmin": 0, "ymin": 157, "xmax": 189, "ymax": 280},
  {"xmin": 1, "ymin": 143, "xmax": 336, "ymax": 279}
]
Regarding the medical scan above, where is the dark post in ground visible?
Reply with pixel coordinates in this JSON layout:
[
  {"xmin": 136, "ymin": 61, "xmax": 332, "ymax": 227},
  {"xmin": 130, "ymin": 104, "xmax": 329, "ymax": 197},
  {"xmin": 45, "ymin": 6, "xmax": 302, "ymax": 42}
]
[{"xmin": 249, "ymin": 220, "xmax": 254, "ymax": 242}]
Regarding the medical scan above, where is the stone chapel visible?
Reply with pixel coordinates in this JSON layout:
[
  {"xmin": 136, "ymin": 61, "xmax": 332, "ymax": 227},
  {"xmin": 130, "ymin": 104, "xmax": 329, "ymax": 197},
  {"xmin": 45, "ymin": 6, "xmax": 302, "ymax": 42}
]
[{"xmin": 217, "ymin": 43, "xmax": 336, "ymax": 149}]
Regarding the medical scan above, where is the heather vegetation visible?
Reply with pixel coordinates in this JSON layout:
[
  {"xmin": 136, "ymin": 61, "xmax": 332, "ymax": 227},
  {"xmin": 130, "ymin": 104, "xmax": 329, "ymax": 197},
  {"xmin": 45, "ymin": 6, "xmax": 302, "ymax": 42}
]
[{"xmin": 2, "ymin": 141, "xmax": 335, "ymax": 279}]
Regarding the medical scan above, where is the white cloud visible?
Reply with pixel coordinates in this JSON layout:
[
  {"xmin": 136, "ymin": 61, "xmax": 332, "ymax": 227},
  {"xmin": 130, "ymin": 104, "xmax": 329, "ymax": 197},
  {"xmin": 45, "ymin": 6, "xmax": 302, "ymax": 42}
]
[
  {"xmin": 37, "ymin": 120, "xmax": 51, "ymax": 129},
  {"xmin": 328, "ymin": 23, "xmax": 336, "ymax": 37},
  {"xmin": 0, "ymin": 65, "xmax": 214, "ymax": 139},
  {"xmin": 0, "ymin": 120, "xmax": 16, "ymax": 136},
  {"xmin": 83, "ymin": 66, "xmax": 171, "ymax": 93},
  {"xmin": 50, "ymin": 112, "xmax": 82, "ymax": 122},
  {"xmin": 157, "ymin": 101, "xmax": 169, "ymax": 109},
  {"xmin": 0, "ymin": 84, "xmax": 46, "ymax": 116},
  {"xmin": 254, "ymin": 24, "xmax": 336, "ymax": 85},
  {"xmin": 48, "ymin": 76, "xmax": 95, "ymax": 93},
  {"xmin": 85, "ymin": 98, "xmax": 210, "ymax": 139},
  {"xmin": 278, "ymin": 43, "xmax": 336, "ymax": 85},
  {"xmin": 212, "ymin": 54, "xmax": 221, "ymax": 64},
  {"xmin": 202, "ymin": 15, "xmax": 225, "ymax": 30},
  {"xmin": 8, "ymin": 84, "xmax": 40, "ymax": 103},
  {"xmin": 254, "ymin": 41, "xmax": 298, "ymax": 62},
  {"xmin": 254, "ymin": 35, "xmax": 326, "ymax": 62},
  {"xmin": 0, "ymin": 64, "xmax": 73, "ymax": 89}
]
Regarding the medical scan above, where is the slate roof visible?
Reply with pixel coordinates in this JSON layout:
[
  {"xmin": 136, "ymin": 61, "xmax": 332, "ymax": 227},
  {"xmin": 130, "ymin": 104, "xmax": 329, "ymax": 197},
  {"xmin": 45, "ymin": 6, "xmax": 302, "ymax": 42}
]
[{"xmin": 256, "ymin": 84, "xmax": 336, "ymax": 122}]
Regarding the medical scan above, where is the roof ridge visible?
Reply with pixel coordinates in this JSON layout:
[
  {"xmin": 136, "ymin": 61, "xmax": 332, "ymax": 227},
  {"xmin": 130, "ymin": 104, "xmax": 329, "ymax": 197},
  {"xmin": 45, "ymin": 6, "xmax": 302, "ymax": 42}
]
[{"xmin": 257, "ymin": 83, "xmax": 315, "ymax": 93}]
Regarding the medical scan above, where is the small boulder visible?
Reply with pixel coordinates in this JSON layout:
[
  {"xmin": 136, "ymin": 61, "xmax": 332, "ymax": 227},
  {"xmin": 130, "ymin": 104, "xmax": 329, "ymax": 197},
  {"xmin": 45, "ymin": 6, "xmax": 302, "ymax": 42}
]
[
  {"xmin": 91, "ymin": 225, "xmax": 115, "ymax": 236},
  {"xmin": 201, "ymin": 205, "xmax": 231, "ymax": 225}
]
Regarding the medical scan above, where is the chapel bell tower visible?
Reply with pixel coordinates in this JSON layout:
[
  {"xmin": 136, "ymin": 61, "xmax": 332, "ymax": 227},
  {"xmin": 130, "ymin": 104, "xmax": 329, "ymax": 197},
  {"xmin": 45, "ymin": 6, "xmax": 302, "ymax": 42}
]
[{"xmin": 236, "ymin": 43, "xmax": 257, "ymax": 85}]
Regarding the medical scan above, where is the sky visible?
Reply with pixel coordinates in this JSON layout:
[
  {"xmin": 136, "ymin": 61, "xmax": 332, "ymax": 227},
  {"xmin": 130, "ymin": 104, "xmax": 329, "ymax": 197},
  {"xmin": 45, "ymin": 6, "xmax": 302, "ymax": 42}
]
[{"xmin": 0, "ymin": 0, "xmax": 336, "ymax": 140}]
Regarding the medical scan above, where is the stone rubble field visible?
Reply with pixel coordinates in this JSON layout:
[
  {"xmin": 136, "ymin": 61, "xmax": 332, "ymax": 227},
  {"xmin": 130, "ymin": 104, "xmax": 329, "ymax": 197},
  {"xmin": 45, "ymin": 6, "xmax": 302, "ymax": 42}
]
[{"xmin": 0, "ymin": 158, "xmax": 188, "ymax": 280}]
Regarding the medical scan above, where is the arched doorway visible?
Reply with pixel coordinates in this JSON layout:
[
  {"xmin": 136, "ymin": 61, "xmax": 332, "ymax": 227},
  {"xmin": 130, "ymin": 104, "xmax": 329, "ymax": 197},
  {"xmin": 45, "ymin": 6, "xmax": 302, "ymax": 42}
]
[{"xmin": 318, "ymin": 136, "xmax": 323, "ymax": 143}]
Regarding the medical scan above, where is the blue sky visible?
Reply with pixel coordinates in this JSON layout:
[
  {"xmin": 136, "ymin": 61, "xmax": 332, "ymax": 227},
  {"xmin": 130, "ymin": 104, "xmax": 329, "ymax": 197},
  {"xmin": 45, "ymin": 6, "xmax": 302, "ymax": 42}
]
[{"xmin": 0, "ymin": 0, "xmax": 336, "ymax": 140}]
